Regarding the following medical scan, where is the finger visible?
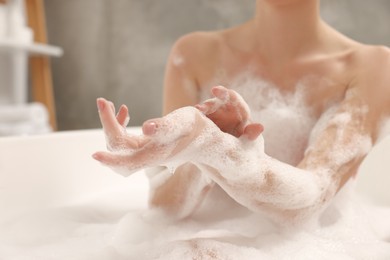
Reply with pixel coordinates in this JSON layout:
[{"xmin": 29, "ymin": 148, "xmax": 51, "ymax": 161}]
[
  {"xmin": 109, "ymin": 101, "xmax": 116, "ymax": 113},
  {"xmin": 92, "ymin": 148, "xmax": 156, "ymax": 175},
  {"xmin": 142, "ymin": 115, "xmax": 181, "ymax": 137},
  {"xmin": 92, "ymin": 151, "xmax": 139, "ymax": 176},
  {"xmin": 242, "ymin": 123, "xmax": 264, "ymax": 141},
  {"xmin": 211, "ymin": 86, "xmax": 230, "ymax": 103},
  {"xmin": 123, "ymin": 134, "xmax": 151, "ymax": 149},
  {"xmin": 93, "ymin": 150, "xmax": 145, "ymax": 169},
  {"xmin": 212, "ymin": 86, "xmax": 250, "ymax": 120},
  {"xmin": 195, "ymin": 104, "xmax": 207, "ymax": 114},
  {"xmin": 92, "ymin": 151, "xmax": 126, "ymax": 167},
  {"xmin": 116, "ymin": 105, "xmax": 130, "ymax": 127},
  {"xmin": 97, "ymin": 98, "xmax": 124, "ymax": 137},
  {"xmin": 195, "ymin": 98, "xmax": 221, "ymax": 115},
  {"xmin": 215, "ymin": 87, "xmax": 248, "ymax": 112},
  {"xmin": 142, "ymin": 119, "xmax": 159, "ymax": 136}
]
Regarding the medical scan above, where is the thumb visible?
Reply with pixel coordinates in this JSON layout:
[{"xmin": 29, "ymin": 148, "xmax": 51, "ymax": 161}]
[{"xmin": 242, "ymin": 123, "xmax": 264, "ymax": 141}]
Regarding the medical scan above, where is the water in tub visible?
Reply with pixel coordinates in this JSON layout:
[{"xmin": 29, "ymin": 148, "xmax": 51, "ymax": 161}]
[{"xmin": 1, "ymin": 76, "xmax": 390, "ymax": 259}]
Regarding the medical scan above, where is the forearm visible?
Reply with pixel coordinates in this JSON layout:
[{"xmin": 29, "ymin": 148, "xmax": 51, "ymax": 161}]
[
  {"xmin": 188, "ymin": 91, "xmax": 373, "ymax": 222},
  {"xmin": 196, "ymin": 153, "xmax": 332, "ymax": 215},
  {"xmin": 185, "ymin": 129, "xmax": 335, "ymax": 221},
  {"xmin": 147, "ymin": 163, "xmax": 214, "ymax": 219}
]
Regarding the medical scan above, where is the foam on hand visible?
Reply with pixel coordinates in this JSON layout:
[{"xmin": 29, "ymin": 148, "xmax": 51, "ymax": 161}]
[{"xmin": 149, "ymin": 106, "xmax": 198, "ymax": 145}]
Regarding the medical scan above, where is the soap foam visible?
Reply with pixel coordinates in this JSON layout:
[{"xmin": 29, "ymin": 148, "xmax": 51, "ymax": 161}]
[
  {"xmin": 1, "ymin": 182, "xmax": 389, "ymax": 260},
  {"xmin": 1, "ymin": 76, "xmax": 390, "ymax": 259},
  {"xmin": 201, "ymin": 75, "xmax": 319, "ymax": 166}
]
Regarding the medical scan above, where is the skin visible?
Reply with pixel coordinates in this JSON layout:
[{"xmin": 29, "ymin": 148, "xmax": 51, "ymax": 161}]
[{"xmin": 93, "ymin": 0, "xmax": 390, "ymax": 223}]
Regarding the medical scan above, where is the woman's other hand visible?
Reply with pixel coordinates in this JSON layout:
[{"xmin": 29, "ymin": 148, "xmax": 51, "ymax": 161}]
[{"xmin": 196, "ymin": 86, "xmax": 263, "ymax": 140}]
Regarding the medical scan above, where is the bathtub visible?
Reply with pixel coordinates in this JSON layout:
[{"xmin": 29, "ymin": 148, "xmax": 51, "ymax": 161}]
[
  {"xmin": 0, "ymin": 128, "xmax": 149, "ymax": 222},
  {"xmin": 0, "ymin": 129, "xmax": 389, "ymax": 258},
  {"xmin": 0, "ymin": 128, "xmax": 389, "ymax": 213}
]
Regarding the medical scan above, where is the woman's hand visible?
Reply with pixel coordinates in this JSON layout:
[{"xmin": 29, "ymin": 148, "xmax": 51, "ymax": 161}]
[
  {"xmin": 92, "ymin": 94, "xmax": 264, "ymax": 177},
  {"xmin": 196, "ymin": 86, "xmax": 263, "ymax": 140},
  {"xmin": 94, "ymin": 98, "xmax": 149, "ymax": 151},
  {"xmin": 92, "ymin": 98, "xmax": 208, "ymax": 176}
]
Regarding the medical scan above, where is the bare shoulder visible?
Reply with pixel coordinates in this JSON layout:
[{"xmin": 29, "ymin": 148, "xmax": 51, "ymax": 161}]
[
  {"xmin": 172, "ymin": 31, "xmax": 223, "ymax": 53},
  {"xmin": 360, "ymin": 44, "xmax": 390, "ymax": 57},
  {"xmin": 168, "ymin": 31, "xmax": 224, "ymax": 69},
  {"xmin": 353, "ymin": 44, "xmax": 390, "ymax": 78},
  {"xmin": 342, "ymin": 44, "xmax": 390, "ymax": 138},
  {"xmin": 163, "ymin": 31, "xmax": 227, "ymax": 113},
  {"xmin": 350, "ymin": 45, "xmax": 390, "ymax": 105}
]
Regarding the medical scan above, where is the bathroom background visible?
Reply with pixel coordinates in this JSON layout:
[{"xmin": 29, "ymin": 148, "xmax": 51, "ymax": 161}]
[{"xmin": 44, "ymin": 0, "xmax": 390, "ymax": 130}]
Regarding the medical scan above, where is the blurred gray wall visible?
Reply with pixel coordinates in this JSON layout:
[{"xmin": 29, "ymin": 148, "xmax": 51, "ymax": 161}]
[{"xmin": 44, "ymin": 0, "xmax": 390, "ymax": 130}]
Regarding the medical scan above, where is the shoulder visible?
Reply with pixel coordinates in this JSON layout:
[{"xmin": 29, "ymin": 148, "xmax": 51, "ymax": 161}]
[
  {"xmin": 163, "ymin": 31, "xmax": 226, "ymax": 113},
  {"xmin": 350, "ymin": 45, "xmax": 390, "ymax": 102},
  {"xmin": 346, "ymin": 45, "xmax": 390, "ymax": 130},
  {"xmin": 165, "ymin": 30, "xmax": 226, "ymax": 84},
  {"xmin": 172, "ymin": 31, "xmax": 223, "ymax": 52},
  {"xmin": 168, "ymin": 31, "xmax": 224, "ymax": 68},
  {"xmin": 356, "ymin": 44, "xmax": 390, "ymax": 58},
  {"xmin": 165, "ymin": 30, "xmax": 230, "ymax": 92},
  {"xmin": 169, "ymin": 20, "xmax": 254, "ymax": 65},
  {"xmin": 352, "ymin": 45, "xmax": 390, "ymax": 77}
]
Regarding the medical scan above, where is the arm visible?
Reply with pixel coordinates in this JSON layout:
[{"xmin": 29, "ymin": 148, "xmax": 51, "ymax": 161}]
[
  {"xmin": 190, "ymin": 89, "xmax": 374, "ymax": 223},
  {"xmin": 186, "ymin": 46, "xmax": 390, "ymax": 223},
  {"xmin": 92, "ymin": 89, "xmax": 374, "ymax": 224},
  {"xmin": 147, "ymin": 33, "xmax": 220, "ymax": 219},
  {"xmin": 93, "ymin": 33, "xmax": 221, "ymax": 219},
  {"xmin": 94, "ymin": 46, "xmax": 389, "ymax": 223},
  {"xmin": 97, "ymin": 31, "xmax": 261, "ymax": 219}
]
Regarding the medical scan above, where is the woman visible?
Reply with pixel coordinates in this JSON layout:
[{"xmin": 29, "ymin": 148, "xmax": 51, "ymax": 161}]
[{"xmin": 93, "ymin": 0, "xmax": 390, "ymax": 256}]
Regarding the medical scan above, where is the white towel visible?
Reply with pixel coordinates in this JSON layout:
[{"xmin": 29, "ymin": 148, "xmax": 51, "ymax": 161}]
[
  {"xmin": 0, "ymin": 103, "xmax": 51, "ymax": 136},
  {"xmin": 0, "ymin": 102, "xmax": 49, "ymax": 124},
  {"xmin": 0, "ymin": 6, "xmax": 7, "ymax": 38}
]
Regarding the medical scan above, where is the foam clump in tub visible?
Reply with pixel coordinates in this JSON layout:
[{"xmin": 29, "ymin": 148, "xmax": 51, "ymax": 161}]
[
  {"xmin": 105, "ymin": 183, "xmax": 390, "ymax": 259},
  {"xmin": 1, "ymin": 191, "xmax": 389, "ymax": 260}
]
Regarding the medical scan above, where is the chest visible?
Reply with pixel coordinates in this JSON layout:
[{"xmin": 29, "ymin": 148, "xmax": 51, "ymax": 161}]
[
  {"xmin": 200, "ymin": 51, "xmax": 353, "ymax": 116},
  {"xmin": 197, "ymin": 50, "xmax": 355, "ymax": 164},
  {"xmin": 200, "ymin": 75, "xmax": 346, "ymax": 166}
]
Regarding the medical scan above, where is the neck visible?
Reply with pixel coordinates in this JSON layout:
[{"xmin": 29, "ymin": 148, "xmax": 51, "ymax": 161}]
[{"xmin": 252, "ymin": 0, "xmax": 323, "ymax": 63}]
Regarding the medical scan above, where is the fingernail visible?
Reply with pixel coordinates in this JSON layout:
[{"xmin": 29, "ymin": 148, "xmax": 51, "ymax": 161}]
[
  {"xmin": 97, "ymin": 98, "xmax": 105, "ymax": 111},
  {"xmin": 143, "ymin": 121, "xmax": 157, "ymax": 135},
  {"xmin": 195, "ymin": 104, "xmax": 206, "ymax": 113}
]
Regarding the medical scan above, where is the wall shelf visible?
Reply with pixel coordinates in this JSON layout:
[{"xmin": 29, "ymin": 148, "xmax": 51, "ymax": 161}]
[
  {"xmin": 0, "ymin": 38, "xmax": 63, "ymax": 56},
  {"xmin": 0, "ymin": 0, "xmax": 60, "ymax": 131}
]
